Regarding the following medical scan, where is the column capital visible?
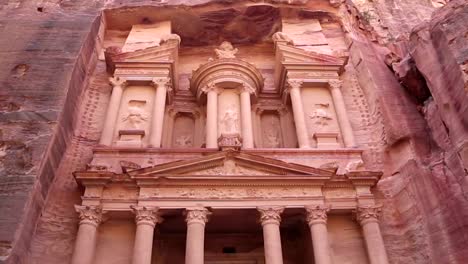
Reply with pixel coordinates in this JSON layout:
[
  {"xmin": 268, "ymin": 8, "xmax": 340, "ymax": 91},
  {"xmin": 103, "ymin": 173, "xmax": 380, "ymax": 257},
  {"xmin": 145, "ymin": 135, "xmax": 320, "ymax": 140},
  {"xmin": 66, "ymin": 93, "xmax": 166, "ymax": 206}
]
[
  {"xmin": 239, "ymin": 83, "xmax": 255, "ymax": 94},
  {"xmin": 305, "ymin": 205, "xmax": 330, "ymax": 225},
  {"xmin": 354, "ymin": 205, "xmax": 382, "ymax": 225},
  {"xmin": 328, "ymin": 79, "xmax": 343, "ymax": 90},
  {"xmin": 109, "ymin": 76, "xmax": 128, "ymax": 88},
  {"xmin": 258, "ymin": 206, "xmax": 284, "ymax": 226},
  {"xmin": 75, "ymin": 205, "xmax": 104, "ymax": 227},
  {"xmin": 131, "ymin": 206, "xmax": 163, "ymax": 227},
  {"xmin": 151, "ymin": 77, "xmax": 171, "ymax": 88},
  {"xmin": 286, "ymin": 78, "xmax": 303, "ymax": 91},
  {"xmin": 201, "ymin": 82, "xmax": 221, "ymax": 94},
  {"xmin": 185, "ymin": 207, "xmax": 211, "ymax": 225}
]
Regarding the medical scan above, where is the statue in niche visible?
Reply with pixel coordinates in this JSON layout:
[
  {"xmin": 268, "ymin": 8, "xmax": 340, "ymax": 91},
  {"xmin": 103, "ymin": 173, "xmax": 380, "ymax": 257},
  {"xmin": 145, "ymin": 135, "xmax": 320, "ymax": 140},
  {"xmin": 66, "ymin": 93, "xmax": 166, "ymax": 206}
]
[
  {"xmin": 264, "ymin": 120, "xmax": 281, "ymax": 148},
  {"xmin": 175, "ymin": 135, "xmax": 193, "ymax": 147},
  {"xmin": 122, "ymin": 100, "xmax": 148, "ymax": 129},
  {"xmin": 221, "ymin": 105, "xmax": 239, "ymax": 133},
  {"xmin": 215, "ymin": 41, "xmax": 238, "ymax": 59},
  {"xmin": 309, "ymin": 103, "xmax": 333, "ymax": 127}
]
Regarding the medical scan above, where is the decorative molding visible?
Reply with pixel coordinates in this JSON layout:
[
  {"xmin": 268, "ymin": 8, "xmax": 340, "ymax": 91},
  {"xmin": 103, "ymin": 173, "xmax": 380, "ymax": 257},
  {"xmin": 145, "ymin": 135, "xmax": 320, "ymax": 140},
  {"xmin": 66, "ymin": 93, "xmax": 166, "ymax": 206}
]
[
  {"xmin": 218, "ymin": 133, "xmax": 242, "ymax": 151},
  {"xmin": 185, "ymin": 207, "xmax": 211, "ymax": 225},
  {"xmin": 305, "ymin": 205, "xmax": 330, "ymax": 225},
  {"xmin": 75, "ymin": 205, "xmax": 104, "ymax": 227},
  {"xmin": 258, "ymin": 206, "xmax": 284, "ymax": 225},
  {"xmin": 354, "ymin": 205, "xmax": 382, "ymax": 225},
  {"xmin": 131, "ymin": 206, "xmax": 163, "ymax": 227}
]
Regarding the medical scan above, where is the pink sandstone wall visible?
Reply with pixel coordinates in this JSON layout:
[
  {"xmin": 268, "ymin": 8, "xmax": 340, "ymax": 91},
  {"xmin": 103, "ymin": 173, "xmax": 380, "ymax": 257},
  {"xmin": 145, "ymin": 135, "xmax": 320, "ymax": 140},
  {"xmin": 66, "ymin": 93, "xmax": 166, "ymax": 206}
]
[{"xmin": 0, "ymin": 0, "xmax": 466, "ymax": 263}]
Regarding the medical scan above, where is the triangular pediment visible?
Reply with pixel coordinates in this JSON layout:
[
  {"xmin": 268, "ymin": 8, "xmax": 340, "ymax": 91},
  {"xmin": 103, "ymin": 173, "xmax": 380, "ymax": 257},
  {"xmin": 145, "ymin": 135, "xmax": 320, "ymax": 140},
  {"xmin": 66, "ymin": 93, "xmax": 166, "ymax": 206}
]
[
  {"xmin": 128, "ymin": 151, "xmax": 334, "ymax": 178},
  {"xmin": 110, "ymin": 42, "xmax": 179, "ymax": 63},
  {"xmin": 277, "ymin": 44, "xmax": 344, "ymax": 65}
]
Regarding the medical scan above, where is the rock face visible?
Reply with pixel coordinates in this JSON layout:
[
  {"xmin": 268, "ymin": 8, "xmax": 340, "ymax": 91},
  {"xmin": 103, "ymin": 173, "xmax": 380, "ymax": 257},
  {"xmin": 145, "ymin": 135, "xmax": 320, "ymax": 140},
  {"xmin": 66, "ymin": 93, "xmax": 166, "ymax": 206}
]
[{"xmin": 0, "ymin": 0, "xmax": 466, "ymax": 263}]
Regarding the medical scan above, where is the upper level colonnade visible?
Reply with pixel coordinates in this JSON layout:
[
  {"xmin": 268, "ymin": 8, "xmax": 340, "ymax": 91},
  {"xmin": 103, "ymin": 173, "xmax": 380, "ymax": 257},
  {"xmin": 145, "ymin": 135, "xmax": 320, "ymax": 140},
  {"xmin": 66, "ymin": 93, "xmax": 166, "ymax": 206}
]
[{"xmin": 99, "ymin": 27, "xmax": 355, "ymax": 150}]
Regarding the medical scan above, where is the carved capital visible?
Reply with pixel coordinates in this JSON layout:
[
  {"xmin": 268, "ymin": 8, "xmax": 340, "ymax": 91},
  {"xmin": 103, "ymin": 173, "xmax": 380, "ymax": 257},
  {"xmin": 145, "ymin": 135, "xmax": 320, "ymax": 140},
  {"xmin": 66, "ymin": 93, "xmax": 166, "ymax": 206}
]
[
  {"xmin": 201, "ymin": 82, "xmax": 220, "ymax": 94},
  {"xmin": 328, "ymin": 79, "xmax": 343, "ymax": 90},
  {"xmin": 239, "ymin": 83, "xmax": 256, "ymax": 94},
  {"xmin": 152, "ymin": 77, "xmax": 170, "ymax": 89},
  {"xmin": 258, "ymin": 206, "xmax": 284, "ymax": 226},
  {"xmin": 286, "ymin": 79, "xmax": 303, "ymax": 91},
  {"xmin": 185, "ymin": 207, "xmax": 211, "ymax": 225},
  {"xmin": 109, "ymin": 76, "xmax": 127, "ymax": 88},
  {"xmin": 75, "ymin": 205, "xmax": 104, "ymax": 227},
  {"xmin": 305, "ymin": 205, "xmax": 330, "ymax": 225},
  {"xmin": 354, "ymin": 205, "xmax": 382, "ymax": 225},
  {"xmin": 131, "ymin": 206, "xmax": 163, "ymax": 227}
]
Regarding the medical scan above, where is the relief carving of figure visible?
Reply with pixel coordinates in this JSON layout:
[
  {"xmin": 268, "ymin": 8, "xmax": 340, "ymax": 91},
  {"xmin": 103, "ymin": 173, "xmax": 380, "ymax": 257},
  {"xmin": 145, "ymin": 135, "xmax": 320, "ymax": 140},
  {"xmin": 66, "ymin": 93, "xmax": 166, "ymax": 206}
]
[
  {"xmin": 309, "ymin": 103, "xmax": 333, "ymax": 127},
  {"xmin": 264, "ymin": 120, "xmax": 281, "ymax": 148},
  {"xmin": 221, "ymin": 106, "xmax": 239, "ymax": 133},
  {"xmin": 215, "ymin": 41, "xmax": 238, "ymax": 59},
  {"xmin": 175, "ymin": 135, "xmax": 193, "ymax": 147},
  {"xmin": 122, "ymin": 100, "xmax": 149, "ymax": 129}
]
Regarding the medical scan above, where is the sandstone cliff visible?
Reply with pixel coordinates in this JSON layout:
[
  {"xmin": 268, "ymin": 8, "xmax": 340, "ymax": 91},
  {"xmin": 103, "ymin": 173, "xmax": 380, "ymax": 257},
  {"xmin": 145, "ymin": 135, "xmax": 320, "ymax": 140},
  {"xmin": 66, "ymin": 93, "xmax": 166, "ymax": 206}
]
[{"xmin": 0, "ymin": 0, "xmax": 466, "ymax": 263}]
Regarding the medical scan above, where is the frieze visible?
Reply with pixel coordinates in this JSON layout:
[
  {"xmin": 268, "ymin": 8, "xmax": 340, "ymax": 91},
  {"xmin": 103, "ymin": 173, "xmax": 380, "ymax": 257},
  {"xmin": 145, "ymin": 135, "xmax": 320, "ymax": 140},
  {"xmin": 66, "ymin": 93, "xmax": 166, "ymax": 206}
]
[{"xmin": 139, "ymin": 186, "xmax": 322, "ymax": 199}]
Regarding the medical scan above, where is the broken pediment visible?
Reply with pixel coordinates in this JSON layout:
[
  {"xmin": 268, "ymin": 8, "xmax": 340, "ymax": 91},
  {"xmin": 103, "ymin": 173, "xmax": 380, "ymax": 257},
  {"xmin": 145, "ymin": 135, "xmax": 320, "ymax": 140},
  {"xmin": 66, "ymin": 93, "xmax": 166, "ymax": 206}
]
[
  {"xmin": 104, "ymin": 36, "xmax": 180, "ymax": 75},
  {"xmin": 127, "ymin": 151, "xmax": 335, "ymax": 178},
  {"xmin": 275, "ymin": 43, "xmax": 345, "ymax": 66}
]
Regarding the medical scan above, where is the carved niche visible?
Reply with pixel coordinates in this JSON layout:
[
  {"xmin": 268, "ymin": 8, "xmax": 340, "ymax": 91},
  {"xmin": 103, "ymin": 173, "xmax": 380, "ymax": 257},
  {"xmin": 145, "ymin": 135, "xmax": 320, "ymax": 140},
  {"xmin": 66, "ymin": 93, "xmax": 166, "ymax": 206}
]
[
  {"xmin": 172, "ymin": 113, "xmax": 196, "ymax": 148},
  {"xmin": 301, "ymin": 86, "xmax": 341, "ymax": 148},
  {"xmin": 260, "ymin": 111, "xmax": 283, "ymax": 148}
]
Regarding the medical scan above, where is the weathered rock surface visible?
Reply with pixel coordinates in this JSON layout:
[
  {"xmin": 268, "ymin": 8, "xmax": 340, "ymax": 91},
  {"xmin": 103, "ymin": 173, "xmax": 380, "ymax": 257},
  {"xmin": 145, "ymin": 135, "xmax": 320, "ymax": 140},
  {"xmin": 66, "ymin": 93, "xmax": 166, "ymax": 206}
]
[{"xmin": 0, "ymin": 0, "xmax": 466, "ymax": 263}]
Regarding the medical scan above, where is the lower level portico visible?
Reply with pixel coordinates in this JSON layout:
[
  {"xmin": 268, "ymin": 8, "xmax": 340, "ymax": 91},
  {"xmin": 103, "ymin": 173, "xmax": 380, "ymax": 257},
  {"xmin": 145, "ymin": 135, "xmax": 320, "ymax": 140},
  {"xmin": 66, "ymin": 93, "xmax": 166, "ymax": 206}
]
[
  {"xmin": 73, "ymin": 150, "xmax": 389, "ymax": 264},
  {"xmin": 74, "ymin": 206, "xmax": 385, "ymax": 264}
]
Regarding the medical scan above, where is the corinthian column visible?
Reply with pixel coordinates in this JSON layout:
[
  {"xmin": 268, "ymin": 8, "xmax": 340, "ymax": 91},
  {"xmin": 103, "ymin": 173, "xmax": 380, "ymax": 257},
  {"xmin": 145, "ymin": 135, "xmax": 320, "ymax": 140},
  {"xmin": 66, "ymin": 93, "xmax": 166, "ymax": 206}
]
[
  {"xmin": 100, "ymin": 77, "xmax": 127, "ymax": 146},
  {"xmin": 355, "ymin": 205, "xmax": 389, "ymax": 264},
  {"xmin": 185, "ymin": 207, "xmax": 211, "ymax": 264},
  {"xmin": 71, "ymin": 205, "xmax": 104, "ymax": 264},
  {"xmin": 204, "ymin": 83, "xmax": 218, "ymax": 148},
  {"xmin": 149, "ymin": 77, "xmax": 170, "ymax": 148},
  {"xmin": 258, "ymin": 206, "xmax": 285, "ymax": 264},
  {"xmin": 286, "ymin": 79, "xmax": 310, "ymax": 148},
  {"xmin": 305, "ymin": 205, "xmax": 333, "ymax": 264},
  {"xmin": 240, "ymin": 85, "xmax": 254, "ymax": 148},
  {"xmin": 131, "ymin": 206, "xmax": 163, "ymax": 264},
  {"xmin": 329, "ymin": 80, "xmax": 356, "ymax": 147}
]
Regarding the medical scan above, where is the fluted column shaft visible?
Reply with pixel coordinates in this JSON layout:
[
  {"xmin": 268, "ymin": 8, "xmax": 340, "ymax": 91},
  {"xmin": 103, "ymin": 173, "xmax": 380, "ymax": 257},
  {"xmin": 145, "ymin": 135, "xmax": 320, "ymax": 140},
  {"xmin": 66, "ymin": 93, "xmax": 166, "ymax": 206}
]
[
  {"xmin": 329, "ymin": 80, "xmax": 356, "ymax": 147},
  {"xmin": 100, "ymin": 77, "xmax": 126, "ymax": 146},
  {"xmin": 287, "ymin": 79, "xmax": 310, "ymax": 148},
  {"xmin": 149, "ymin": 78, "xmax": 169, "ymax": 147},
  {"xmin": 185, "ymin": 208, "xmax": 211, "ymax": 264},
  {"xmin": 240, "ymin": 89, "xmax": 254, "ymax": 148},
  {"xmin": 71, "ymin": 205, "xmax": 104, "ymax": 264},
  {"xmin": 306, "ymin": 205, "xmax": 333, "ymax": 264},
  {"xmin": 258, "ymin": 207, "xmax": 284, "ymax": 264},
  {"xmin": 356, "ymin": 206, "xmax": 389, "ymax": 264},
  {"xmin": 206, "ymin": 88, "xmax": 218, "ymax": 148},
  {"xmin": 131, "ymin": 206, "xmax": 163, "ymax": 264}
]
